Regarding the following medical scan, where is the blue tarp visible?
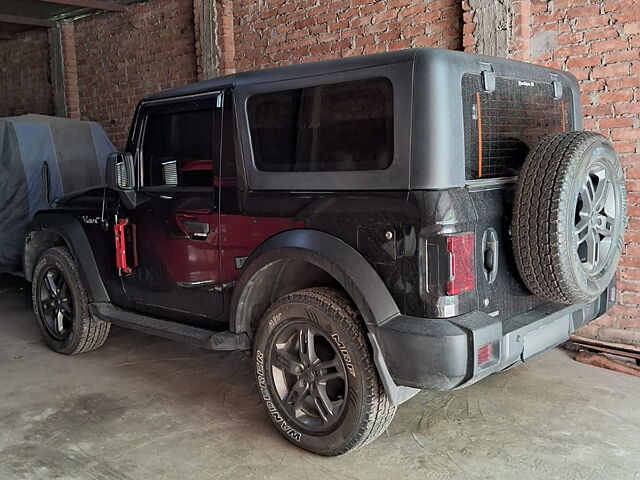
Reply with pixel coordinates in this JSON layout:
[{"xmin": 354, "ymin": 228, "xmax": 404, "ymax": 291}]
[{"xmin": 0, "ymin": 114, "xmax": 114, "ymax": 273}]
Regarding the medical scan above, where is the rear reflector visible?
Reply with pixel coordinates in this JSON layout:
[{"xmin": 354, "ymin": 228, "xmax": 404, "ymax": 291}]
[
  {"xmin": 477, "ymin": 343, "xmax": 493, "ymax": 366},
  {"xmin": 446, "ymin": 233, "xmax": 475, "ymax": 295}
]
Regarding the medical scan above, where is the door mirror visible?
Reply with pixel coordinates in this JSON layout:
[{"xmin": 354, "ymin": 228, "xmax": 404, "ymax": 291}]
[
  {"xmin": 106, "ymin": 152, "xmax": 135, "ymax": 190},
  {"xmin": 106, "ymin": 152, "xmax": 138, "ymax": 209}
]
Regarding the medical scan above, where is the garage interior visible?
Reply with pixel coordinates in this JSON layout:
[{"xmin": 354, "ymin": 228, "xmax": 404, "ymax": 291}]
[{"xmin": 1, "ymin": 0, "xmax": 640, "ymax": 478}]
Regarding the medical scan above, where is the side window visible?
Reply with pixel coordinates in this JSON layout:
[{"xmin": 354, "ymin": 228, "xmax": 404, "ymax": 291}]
[
  {"xmin": 247, "ymin": 78, "xmax": 394, "ymax": 172},
  {"xmin": 141, "ymin": 108, "xmax": 216, "ymax": 188}
]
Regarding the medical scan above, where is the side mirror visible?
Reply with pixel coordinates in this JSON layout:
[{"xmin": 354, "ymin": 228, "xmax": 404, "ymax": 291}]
[
  {"xmin": 106, "ymin": 152, "xmax": 135, "ymax": 190},
  {"xmin": 106, "ymin": 152, "xmax": 137, "ymax": 209}
]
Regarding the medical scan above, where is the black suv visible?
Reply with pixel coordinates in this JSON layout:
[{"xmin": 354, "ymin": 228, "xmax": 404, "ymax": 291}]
[{"xmin": 23, "ymin": 48, "xmax": 626, "ymax": 455}]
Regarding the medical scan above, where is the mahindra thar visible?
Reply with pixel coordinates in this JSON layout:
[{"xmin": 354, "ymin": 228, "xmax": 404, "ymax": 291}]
[{"xmin": 23, "ymin": 48, "xmax": 626, "ymax": 455}]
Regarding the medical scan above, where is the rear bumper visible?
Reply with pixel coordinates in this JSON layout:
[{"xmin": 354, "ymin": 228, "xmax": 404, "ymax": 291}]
[{"xmin": 373, "ymin": 283, "xmax": 615, "ymax": 394}]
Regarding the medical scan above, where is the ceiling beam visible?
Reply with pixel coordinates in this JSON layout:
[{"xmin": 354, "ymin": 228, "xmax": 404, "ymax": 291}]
[
  {"xmin": 35, "ymin": 0, "xmax": 126, "ymax": 12},
  {"xmin": 0, "ymin": 14, "xmax": 56, "ymax": 28}
]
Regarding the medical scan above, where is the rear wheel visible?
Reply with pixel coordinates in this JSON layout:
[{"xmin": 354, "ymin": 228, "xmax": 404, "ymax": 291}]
[
  {"xmin": 32, "ymin": 247, "xmax": 110, "ymax": 354},
  {"xmin": 253, "ymin": 287, "xmax": 396, "ymax": 456}
]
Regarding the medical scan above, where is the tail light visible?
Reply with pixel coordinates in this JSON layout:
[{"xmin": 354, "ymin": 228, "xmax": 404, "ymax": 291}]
[
  {"xmin": 477, "ymin": 343, "xmax": 493, "ymax": 366},
  {"xmin": 445, "ymin": 233, "xmax": 475, "ymax": 295}
]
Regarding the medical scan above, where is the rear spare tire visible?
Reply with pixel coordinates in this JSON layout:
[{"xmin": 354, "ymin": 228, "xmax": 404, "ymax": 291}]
[{"xmin": 512, "ymin": 131, "xmax": 626, "ymax": 304}]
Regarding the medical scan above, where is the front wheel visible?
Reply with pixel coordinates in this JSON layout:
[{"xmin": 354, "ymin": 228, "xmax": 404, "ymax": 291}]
[
  {"xmin": 32, "ymin": 246, "xmax": 110, "ymax": 354},
  {"xmin": 253, "ymin": 287, "xmax": 396, "ymax": 456}
]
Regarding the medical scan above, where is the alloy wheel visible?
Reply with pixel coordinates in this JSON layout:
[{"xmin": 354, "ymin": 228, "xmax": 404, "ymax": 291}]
[
  {"xmin": 268, "ymin": 322, "xmax": 348, "ymax": 432},
  {"xmin": 38, "ymin": 268, "xmax": 73, "ymax": 341},
  {"xmin": 574, "ymin": 162, "xmax": 618, "ymax": 277}
]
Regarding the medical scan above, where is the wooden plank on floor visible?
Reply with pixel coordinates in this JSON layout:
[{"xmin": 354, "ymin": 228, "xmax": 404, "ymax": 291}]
[
  {"xmin": 570, "ymin": 334, "xmax": 640, "ymax": 354},
  {"xmin": 575, "ymin": 350, "xmax": 640, "ymax": 377}
]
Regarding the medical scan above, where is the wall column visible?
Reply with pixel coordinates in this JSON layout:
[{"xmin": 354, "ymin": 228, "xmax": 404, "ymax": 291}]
[
  {"xmin": 462, "ymin": 0, "xmax": 531, "ymax": 60},
  {"xmin": 194, "ymin": 0, "xmax": 218, "ymax": 80},
  {"xmin": 49, "ymin": 20, "xmax": 80, "ymax": 119}
]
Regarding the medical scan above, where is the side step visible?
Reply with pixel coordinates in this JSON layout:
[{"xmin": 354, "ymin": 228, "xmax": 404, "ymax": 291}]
[{"xmin": 89, "ymin": 302, "xmax": 250, "ymax": 351}]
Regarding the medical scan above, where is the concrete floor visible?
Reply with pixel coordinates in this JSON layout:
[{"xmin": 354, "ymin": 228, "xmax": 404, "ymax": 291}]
[{"xmin": 1, "ymin": 274, "xmax": 639, "ymax": 480}]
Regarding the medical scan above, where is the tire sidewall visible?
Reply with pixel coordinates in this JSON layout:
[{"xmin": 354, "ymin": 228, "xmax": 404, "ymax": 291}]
[
  {"xmin": 562, "ymin": 138, "xmax": 626, "ymax": 299},
  {"xmin": 32, "ymin": 249, "xmax": 88, "ymax": 354},
  {"xmin": 254, "ymin": 299, "xmax": 366, "ymax": 455}
]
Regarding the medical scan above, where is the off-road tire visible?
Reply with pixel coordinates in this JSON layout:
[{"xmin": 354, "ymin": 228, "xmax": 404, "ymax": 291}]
[
  {"xmin": 253, "ymin": 287, "xmax": 396, "ymax": 456},
  {"xmin": 512, "ymin": 131, "xmax": 626, "ymax": 304},
  {"xmin": 32, "ymin": 247, "xmax": 111, "ymax": 354}
]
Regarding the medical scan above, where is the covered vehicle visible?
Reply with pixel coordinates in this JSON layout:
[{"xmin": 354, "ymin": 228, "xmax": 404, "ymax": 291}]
[{"xmin": 0, "ymin": 114, "xmax": 113, "ymax": 274}]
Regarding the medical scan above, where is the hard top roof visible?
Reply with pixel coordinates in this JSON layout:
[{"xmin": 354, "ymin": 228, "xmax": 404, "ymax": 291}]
[
  {"xmin": 144, "ymin": 48, "xmax": 437, "ymax": 102},
  {"xmin": 143, "ymin": 47, "xmax": 573, "ymax": 103}
]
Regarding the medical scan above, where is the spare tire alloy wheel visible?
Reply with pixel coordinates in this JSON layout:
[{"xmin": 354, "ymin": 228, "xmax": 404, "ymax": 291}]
[
  {"xmin": 254, "ymin": 287, "xmax": 396, "ymax": 456},
  {"xmin": 512, "ymin": 132, "xmax": 626, "ymax": 304},
  {"xmin": 575, "ymin": 162, "xmax": 617, "ymax": 276}
]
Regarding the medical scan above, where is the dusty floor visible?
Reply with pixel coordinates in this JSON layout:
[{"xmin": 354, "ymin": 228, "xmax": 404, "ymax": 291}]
[{"xmin": 1, "ymin": 274, "xmax": 639, "ymax": 480}]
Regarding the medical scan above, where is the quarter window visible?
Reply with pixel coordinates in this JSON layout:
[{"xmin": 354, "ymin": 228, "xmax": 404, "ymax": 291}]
[
  {"xmin": 142, "ymin": 108, "xmax": 216, "ymax": 188},
  {"xmin": 247, "ymin": 78, "xmax": 394, "ymax": 172}
]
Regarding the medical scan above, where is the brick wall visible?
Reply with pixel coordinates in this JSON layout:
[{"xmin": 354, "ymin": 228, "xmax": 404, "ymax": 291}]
[
  {"xmin": 529, "ymin": 0, "xmax": 640, "ymax": 346},
  {"xmin": 0, "ymin": 29, "xmax": 53, "ymax": 117},
  {"xmin": 73, "ymin": 0, "xmax": 199, "ymax": 148},
  {"xmin": 231, "ymin": 0, "xmax": 462, "ymax": 72}
]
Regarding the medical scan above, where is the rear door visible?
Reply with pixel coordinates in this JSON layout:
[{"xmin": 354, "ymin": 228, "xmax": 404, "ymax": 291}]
[
  {"xmin": 462, "ymin": 74, "xmax": 575, "ymax": 320},
  {"xmin": 121, "ymin": 94, "xmax": 225, "ymax": 325}
]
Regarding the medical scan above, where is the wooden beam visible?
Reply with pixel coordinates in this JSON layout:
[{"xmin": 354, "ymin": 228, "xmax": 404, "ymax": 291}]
[
  {"xmin": 575, "ymin": 350, "xmax": 640, "ymax": 378},
  {"xmin": 0, "ymin": 14, "xmax": 56, "ymax": 28},
  {"xmin": 35, "ymin": 0, "xmax": 126, "ymax": 12}
]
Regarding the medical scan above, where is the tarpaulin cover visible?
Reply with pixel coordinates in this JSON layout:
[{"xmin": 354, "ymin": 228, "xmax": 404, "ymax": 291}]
[{"xmin": 0, "ymin": 114, "xmax": 114, "ymax": 274}]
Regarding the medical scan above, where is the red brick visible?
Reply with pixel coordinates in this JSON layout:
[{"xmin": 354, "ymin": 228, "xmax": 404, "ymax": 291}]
[
  {"xmin": 624, "ymin": 22, "xmax": 640, "ymax": 35},
  {"xmin": 574, "ymin": 15, "xmax": 611, "ymax": 29},
  {"xmin": 566, "ymin": 4, "xmax": 601, "ymax": 18},
  {"xmin": 599, "ymin": 117, "xmax": 635, "ymax": 129},
  {"xmin": 566, "ymin": 56, "xmax": 601, "ymax": 68},
  {"xmin": 615, "ymin": 103, "xmax": 640, "ymax": 115},
  {"xmin": 591, "ymin": 63, "xmax": 631, "ymax": 78},
  {"xmin": 604, "ymin": 0, "xmax": 631, "ymax": 12},
  {"xmin": 604, "ymin": 49, "xmax": 640, "ymax": 64},
  {"xmin": 373, "ymin": 8, "xmax": 400, "ymax": 23},
  {"xmin": 598, "ymin": 89, "xmax": 634, "ymax": 103},
  {"xmin": 584, "ymin": 26, "xmax": 620, "ymax": 42},
  {"xmin": 591, "ymin": 38, "xmax": 629, "ymax": 53}
]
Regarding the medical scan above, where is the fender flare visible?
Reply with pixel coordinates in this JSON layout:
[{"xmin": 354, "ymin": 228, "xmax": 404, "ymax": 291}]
[
  {"xmin": 230, "ymin": 229, "xmax": 400, "ymax": 332},
  {"xmin": 230, "ymin": 229, "xmax": 419, "ymax": 405},
  {"xmin": 24, "ymin": 213, "xmax": 110, "ymax": 302}
]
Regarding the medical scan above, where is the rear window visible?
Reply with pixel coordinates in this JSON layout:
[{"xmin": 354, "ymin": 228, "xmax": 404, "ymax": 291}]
[
  {"xmin": 247, "ymin": 78, "xmax": 394, "ymax": 172},
  {"xmin": 462, "ymin": 74, "xmax": 573, "ymax": 180}
]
